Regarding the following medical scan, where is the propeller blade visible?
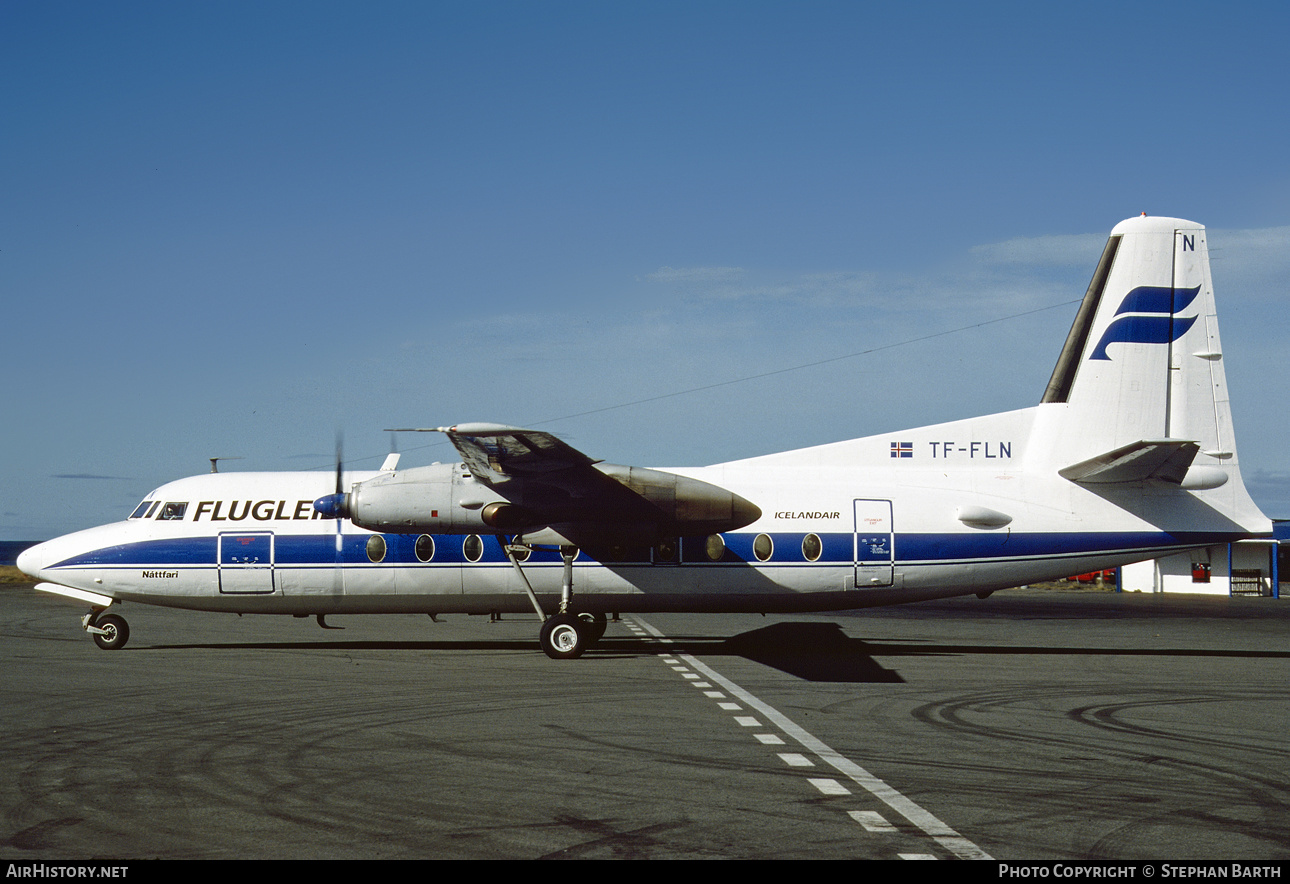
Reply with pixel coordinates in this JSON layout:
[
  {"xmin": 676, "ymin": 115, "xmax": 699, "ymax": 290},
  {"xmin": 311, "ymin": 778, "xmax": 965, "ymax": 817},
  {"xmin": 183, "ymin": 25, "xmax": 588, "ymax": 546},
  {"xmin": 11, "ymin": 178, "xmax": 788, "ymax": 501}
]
[
  {"xmin": 335, "ymin": 431, "xmax": 344, "ymax": 496},
  {"xmin": 313, "ymin": 431, "xmax": 351, "ymax": 520}
]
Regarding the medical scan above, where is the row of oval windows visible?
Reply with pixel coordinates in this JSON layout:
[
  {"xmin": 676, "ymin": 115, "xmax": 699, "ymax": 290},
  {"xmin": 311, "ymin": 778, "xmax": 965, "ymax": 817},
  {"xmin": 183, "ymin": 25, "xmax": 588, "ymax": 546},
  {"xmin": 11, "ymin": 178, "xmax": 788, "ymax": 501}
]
[{"xmin": 365, "ymin": 533, "xmax": 827, "ymax": 564}]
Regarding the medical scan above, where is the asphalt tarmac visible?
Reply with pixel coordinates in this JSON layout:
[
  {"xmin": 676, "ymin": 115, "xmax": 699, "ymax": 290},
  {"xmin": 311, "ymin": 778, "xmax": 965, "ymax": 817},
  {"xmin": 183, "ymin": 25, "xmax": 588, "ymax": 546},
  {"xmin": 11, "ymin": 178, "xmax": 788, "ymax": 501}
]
[{"xmin": 2, "ymin": 582, "xmax": 1288, "ymax": 860}]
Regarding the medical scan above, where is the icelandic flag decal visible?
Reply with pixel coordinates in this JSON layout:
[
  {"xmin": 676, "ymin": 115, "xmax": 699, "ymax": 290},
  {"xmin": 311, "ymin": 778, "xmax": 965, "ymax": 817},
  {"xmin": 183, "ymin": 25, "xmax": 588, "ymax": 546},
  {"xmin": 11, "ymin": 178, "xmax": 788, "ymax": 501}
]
[{"xmin": 890, "ymin": 441, "xmax": 913, "ymax": 458}]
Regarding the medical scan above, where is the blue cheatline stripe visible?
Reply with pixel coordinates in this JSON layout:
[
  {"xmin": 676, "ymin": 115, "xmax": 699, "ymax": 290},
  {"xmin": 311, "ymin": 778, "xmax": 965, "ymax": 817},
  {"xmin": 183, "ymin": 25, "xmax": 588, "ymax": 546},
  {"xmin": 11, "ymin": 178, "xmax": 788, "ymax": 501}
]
[{"xmin": 47, "ymin": 530, "xmax": 1245, "ymax": 571}]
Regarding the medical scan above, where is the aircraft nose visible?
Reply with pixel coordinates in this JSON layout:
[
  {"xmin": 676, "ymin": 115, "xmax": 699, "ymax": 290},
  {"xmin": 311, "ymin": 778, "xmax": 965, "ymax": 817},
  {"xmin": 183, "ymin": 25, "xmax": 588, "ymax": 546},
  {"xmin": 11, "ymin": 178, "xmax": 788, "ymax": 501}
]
[{"xmin": 16, "ymin": 542, "xmax": 46, "ymax": 579}]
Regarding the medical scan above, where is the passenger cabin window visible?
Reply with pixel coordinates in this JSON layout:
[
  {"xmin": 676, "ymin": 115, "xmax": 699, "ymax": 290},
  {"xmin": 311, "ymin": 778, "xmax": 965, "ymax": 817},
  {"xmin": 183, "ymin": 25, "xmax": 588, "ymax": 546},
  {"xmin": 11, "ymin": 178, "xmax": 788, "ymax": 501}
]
[
  {"xmin": 704, "ymin": 534, "xmax": 726, "ymax": 562},
  {"xmin": 654, "ymin": 538, "xmax": 678, "ymax": 564},
  {"xmin": 415, "ymin": 535, "xmax": 436, "ymax": 563},
  {"xmin": 157, "ymin": 502, "xmax": 188, "ymax": 521},
  {"xmin": 463, "ymin": 535, "xmax": 484, "ymax": 563}
]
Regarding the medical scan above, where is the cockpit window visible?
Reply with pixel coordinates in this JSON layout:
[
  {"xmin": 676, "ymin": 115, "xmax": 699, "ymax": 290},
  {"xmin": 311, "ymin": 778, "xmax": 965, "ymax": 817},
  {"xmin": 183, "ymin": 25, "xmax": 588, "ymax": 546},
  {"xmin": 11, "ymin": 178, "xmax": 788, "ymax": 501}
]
[
  {"xmin": 157, "ymin": 502, "xmax": 188, "ymax": 521},
  {"xmin": 129, "ymin": 500, "xmax": 159, "ymax": 520}
]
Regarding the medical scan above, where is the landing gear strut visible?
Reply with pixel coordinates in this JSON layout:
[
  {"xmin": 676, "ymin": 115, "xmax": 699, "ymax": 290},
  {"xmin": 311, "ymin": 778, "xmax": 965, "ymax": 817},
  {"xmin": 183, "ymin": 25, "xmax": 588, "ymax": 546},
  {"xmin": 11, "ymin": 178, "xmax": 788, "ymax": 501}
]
[{"xmin": 501, "ymin": 539, "xmax": 603, "ymax": 659}]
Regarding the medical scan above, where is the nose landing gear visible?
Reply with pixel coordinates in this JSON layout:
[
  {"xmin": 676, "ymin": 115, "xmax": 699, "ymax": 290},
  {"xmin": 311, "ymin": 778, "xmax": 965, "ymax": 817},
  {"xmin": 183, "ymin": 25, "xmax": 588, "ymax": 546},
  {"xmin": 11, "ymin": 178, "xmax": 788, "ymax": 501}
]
[{"xmin": 85, "ymin": 611, "xmax": 129, "ymax": 650}]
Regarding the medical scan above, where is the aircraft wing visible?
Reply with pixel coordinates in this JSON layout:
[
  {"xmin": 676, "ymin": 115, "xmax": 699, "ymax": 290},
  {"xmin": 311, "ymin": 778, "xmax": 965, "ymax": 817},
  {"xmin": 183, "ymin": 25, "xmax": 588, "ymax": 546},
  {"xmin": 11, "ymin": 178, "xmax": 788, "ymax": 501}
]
[
  {"xmin": 443, "ymin": 424, "xmax": 649, "ymax": 527},
  {"xmin": 440, "ymin": 423, "xmax": 599, "ymax": 482},
  {"xmin": 378, "ymin": 423, "xmax": 761, "ymax": 540}
]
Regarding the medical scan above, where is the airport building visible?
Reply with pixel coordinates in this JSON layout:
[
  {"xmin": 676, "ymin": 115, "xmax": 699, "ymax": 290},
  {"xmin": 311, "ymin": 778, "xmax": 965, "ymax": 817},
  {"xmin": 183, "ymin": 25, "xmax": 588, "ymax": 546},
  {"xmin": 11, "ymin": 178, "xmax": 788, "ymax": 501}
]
[{"xmin": 1118, "ymin": 520, "xmax": 1289, "ymax": 598}]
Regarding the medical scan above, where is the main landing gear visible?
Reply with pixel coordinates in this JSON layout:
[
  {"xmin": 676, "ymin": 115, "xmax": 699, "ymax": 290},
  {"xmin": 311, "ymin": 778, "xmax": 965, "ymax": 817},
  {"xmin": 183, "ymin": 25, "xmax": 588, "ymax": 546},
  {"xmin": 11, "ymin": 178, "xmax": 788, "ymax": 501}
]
[
  {"xmin": 502, "ymin": 540, "xmax": 606, "ymax": 660},
  {"xmin": 539, "ymin": 614, "xmax": 584, "ymax": 659},
  {"xmin": 84, "ymin": 610, "xmax": 129, "ymax": 650},
  {"xmin": 537, "ymin": 611, "xmax": 608, "ymax": 660}
]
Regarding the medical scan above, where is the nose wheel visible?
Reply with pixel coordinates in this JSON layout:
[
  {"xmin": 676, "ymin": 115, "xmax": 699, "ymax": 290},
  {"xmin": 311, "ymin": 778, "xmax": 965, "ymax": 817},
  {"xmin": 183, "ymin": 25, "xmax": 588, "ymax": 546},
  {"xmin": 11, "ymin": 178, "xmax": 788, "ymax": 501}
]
[{"xmin": 87, "ymin": 612, "xmax": 130, "ymax": 650}]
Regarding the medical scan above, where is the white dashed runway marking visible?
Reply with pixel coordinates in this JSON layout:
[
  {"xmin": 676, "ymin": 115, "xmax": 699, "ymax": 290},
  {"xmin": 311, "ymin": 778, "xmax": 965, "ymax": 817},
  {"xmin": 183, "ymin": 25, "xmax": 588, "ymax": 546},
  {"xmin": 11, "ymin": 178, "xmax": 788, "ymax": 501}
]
[
  {"xmin": 850, "ymin": 809, "xmax": 898, "ymax": 833},
  {"xmin": 631, "ymin": 616, "xmax": 991, "ymax": 861}
]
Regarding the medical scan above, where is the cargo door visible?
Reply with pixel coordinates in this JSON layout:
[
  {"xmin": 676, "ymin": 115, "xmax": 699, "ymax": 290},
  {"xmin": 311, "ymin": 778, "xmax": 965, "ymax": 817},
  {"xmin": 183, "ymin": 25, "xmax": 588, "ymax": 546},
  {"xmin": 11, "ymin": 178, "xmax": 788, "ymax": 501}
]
[{"xmin": 218, "ymin": 531, "xmax": 275, "ymax": 594}]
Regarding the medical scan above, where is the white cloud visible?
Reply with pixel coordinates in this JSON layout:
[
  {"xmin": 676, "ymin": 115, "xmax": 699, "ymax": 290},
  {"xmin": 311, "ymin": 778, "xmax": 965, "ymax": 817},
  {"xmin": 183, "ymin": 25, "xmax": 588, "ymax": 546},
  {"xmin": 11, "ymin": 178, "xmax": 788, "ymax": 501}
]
[
  {"xmin": 1207, "ymin": 226, "xmax": 1290, "ymax": 302},
  {"xmin": 1212, "ymin": 225, "xmax": 1290, "ymax": 253},
  {"xmin": 1245, "ymin": 470, "xmax": 1290, "ymax": 519},
  {"xmin": 969, "ymin": 232, "xmax": 1107, "ymax": 267},
  {"xmin": 642, "ymin": 266, "xmax": 744, "ymax": 284},
  {"xmin": 634, "ymin": 225, "xmax": 1288, "ymax": 322},
  {"xmin": 637, "ymin": 236, "xmax": 1092, "ymax": 316}
]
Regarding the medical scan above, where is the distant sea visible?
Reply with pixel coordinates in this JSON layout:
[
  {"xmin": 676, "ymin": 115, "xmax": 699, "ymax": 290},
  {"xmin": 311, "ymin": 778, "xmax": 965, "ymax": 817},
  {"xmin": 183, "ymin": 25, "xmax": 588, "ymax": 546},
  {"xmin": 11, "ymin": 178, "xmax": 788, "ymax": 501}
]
[{"xmin": 0, "ymin": 541, "xmax": 40, "ymax": 566}]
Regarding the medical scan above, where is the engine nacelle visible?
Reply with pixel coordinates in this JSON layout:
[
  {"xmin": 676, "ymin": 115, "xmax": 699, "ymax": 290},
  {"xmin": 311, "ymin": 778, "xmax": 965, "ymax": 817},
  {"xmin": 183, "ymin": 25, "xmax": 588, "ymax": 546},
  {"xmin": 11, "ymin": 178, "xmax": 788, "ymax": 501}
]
[
  {"xmin": 317, "ymin": 459, "xmax": 761, "ymax": 538},
  {"xmin": 345, "ymin": 463, "xmax": 519, "ymax": 534}
]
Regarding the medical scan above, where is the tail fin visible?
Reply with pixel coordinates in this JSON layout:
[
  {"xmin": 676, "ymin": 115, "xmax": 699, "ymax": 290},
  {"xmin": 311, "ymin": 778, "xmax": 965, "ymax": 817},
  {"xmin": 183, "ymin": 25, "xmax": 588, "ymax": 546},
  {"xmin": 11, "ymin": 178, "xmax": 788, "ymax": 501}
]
[{"xmin": 1037, "ymin": 215, "xmax": 1267, "ymax": 530}]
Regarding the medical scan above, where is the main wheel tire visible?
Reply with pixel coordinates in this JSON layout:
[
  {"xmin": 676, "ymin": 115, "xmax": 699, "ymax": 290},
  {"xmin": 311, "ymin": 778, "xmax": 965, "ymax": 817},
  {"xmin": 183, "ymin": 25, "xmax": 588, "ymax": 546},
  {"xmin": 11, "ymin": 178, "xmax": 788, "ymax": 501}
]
[
  {"xmin": 577, "ymin": 612, "xmax": 607, "ymax": 645},
  {"xmin": 92, "ymin": 613, "xmax": 129, "ymax": 651},
  {"xmin": 540, "ymin": 614, "xmax": 586, "ymax": 660}
]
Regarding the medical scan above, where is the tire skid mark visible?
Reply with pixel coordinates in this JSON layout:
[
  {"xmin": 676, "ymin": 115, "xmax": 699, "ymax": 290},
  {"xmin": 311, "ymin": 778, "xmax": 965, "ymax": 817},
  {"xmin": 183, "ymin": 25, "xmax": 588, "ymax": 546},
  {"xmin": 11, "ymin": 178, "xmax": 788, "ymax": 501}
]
[{"xmin": 906, "ymin": 684, "xmax": 1290, "ymax": 857}]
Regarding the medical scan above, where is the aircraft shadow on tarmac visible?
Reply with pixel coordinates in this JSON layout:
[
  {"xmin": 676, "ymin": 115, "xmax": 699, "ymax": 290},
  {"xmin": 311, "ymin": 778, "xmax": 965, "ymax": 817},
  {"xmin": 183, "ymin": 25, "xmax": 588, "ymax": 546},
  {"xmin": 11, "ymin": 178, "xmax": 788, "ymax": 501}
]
[
  {"xmin": 706, "ymin": 620, "xmax": 1290, "ymax": 683},
  {"xmin": 139, "ymin": 616, "xmax": 1290, "ymax": 684},
  {"xmin": 139, "ymin": 620, "xmax": 901, "ymax": 681}
]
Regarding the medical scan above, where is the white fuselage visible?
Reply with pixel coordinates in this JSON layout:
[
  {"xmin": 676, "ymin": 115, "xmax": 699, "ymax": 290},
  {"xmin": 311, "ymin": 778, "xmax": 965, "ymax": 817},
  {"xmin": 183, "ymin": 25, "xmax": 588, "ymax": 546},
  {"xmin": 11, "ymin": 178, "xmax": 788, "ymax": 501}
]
[{"xmin": 19, "ymin": 404, "xmax": 1262, "ymax": 618}]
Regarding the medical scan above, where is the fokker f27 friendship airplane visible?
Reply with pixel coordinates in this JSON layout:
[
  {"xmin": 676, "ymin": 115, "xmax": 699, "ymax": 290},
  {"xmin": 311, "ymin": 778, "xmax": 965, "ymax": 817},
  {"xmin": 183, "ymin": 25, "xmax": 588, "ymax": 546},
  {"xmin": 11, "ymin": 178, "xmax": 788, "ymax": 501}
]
[{"xmin": 18, "ymin": 215, "xmax": 1272, "ymax": 658}]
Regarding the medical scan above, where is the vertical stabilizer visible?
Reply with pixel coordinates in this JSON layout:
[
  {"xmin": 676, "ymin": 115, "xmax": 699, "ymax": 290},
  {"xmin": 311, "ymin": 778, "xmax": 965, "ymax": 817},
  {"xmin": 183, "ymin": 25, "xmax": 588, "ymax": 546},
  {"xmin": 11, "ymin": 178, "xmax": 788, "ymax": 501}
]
[
  {"xmin": 1037, "ymin": 215, "xmax": 1266, "ymax": 532},
  {"xmin": 1046, "ymin": 216, "xmax": 1225, "ymax": 457}
]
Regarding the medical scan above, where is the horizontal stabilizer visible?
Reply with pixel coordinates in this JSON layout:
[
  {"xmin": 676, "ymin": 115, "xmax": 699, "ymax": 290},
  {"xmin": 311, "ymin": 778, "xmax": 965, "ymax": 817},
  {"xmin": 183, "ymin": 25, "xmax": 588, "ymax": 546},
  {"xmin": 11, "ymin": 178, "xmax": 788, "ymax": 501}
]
[{"xmin": 1058, "ymin": 439, "xmax": 1199, "ymax": 485}]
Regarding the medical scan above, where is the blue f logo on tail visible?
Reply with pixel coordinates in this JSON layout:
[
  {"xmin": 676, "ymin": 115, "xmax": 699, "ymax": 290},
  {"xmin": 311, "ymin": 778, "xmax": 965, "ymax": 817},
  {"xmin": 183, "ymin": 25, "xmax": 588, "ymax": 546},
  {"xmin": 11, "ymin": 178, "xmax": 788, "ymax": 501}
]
[{"xmin": 1089, "ymin": 285, "xmax": 1200, "ymax": 360}]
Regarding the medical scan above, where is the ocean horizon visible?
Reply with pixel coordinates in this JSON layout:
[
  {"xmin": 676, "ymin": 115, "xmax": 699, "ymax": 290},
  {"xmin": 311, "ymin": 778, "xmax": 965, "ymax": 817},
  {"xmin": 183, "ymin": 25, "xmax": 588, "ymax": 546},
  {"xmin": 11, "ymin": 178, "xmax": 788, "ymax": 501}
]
[{"xmin": 0, "ymin": 541, "xmax": 41, "ymax": 566}]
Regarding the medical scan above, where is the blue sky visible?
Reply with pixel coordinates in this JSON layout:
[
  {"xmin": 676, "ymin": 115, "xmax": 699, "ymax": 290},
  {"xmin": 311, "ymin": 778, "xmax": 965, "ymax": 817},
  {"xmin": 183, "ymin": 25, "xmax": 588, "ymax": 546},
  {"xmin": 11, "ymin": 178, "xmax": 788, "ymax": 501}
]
[{"xmin": 3, "ymin": 1, "xmax": 1288, "ymax": 538}]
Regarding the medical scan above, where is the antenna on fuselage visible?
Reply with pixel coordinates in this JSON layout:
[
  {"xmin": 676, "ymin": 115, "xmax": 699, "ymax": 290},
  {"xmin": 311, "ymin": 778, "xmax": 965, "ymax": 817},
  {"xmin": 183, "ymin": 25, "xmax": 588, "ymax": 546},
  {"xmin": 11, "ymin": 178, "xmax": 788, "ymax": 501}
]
[{"xmin": 209, "ymin": 457, "xmax": 244, "ymax": 473}]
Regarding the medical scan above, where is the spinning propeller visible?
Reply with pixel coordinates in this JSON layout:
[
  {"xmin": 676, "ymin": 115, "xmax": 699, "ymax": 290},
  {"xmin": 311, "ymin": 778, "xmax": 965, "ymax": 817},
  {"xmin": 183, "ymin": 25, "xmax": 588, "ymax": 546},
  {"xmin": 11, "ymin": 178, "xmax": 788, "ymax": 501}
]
[{"xmin": 312, "ymin": 432, "xmax": 351, "ymax": 522}]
